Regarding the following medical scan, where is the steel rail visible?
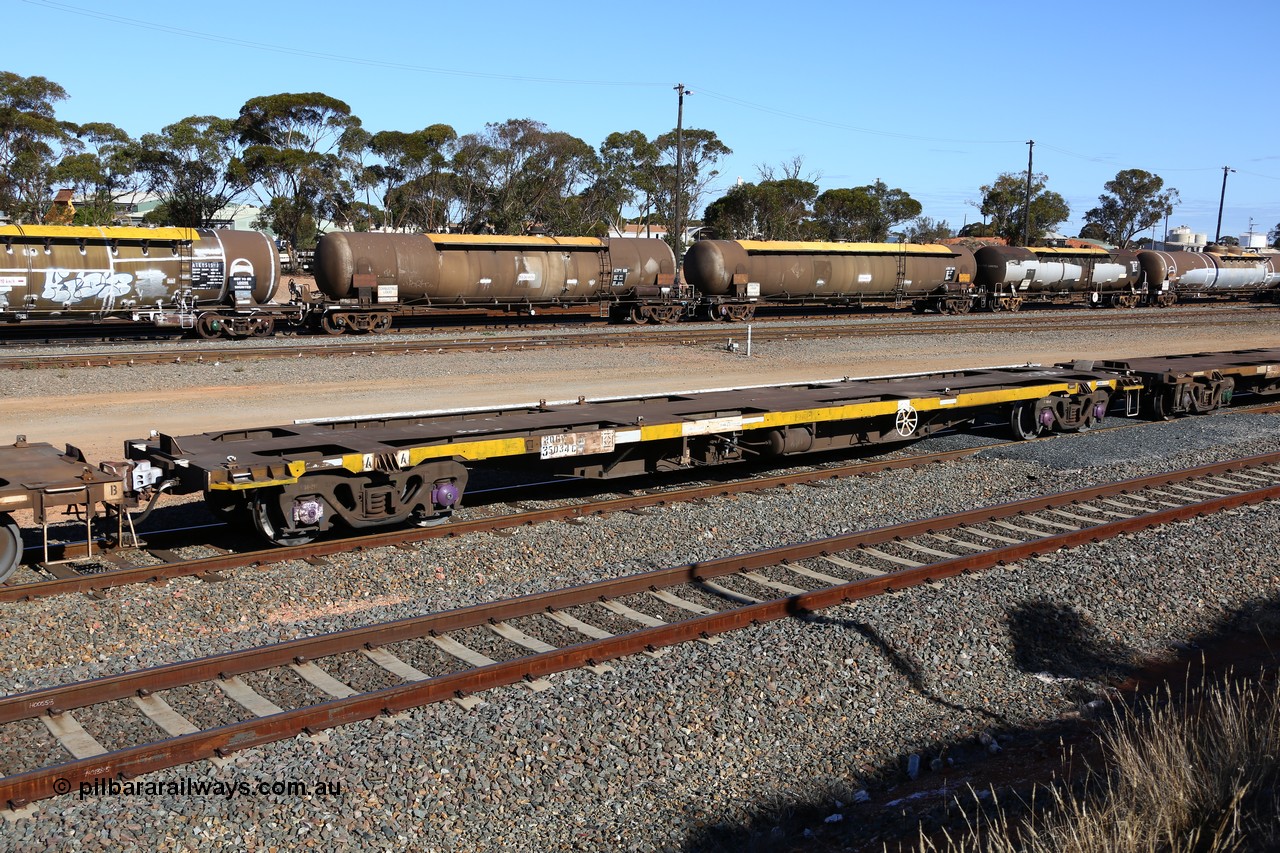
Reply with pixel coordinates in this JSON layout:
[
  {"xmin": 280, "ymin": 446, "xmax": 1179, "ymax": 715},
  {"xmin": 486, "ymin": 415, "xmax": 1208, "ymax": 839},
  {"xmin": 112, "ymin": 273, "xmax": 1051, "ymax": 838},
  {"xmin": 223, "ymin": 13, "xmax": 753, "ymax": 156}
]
[
  {"xmin": 2, "ymin": 308, "xmax": 1274, "ymax": 370},
  {"xmin": 1, "ymin": 452, "xmax": 1278, "ymax": 808},
  {"xmin": 0, "ymin": 448, "xmax": 985, "ymax": 603}
]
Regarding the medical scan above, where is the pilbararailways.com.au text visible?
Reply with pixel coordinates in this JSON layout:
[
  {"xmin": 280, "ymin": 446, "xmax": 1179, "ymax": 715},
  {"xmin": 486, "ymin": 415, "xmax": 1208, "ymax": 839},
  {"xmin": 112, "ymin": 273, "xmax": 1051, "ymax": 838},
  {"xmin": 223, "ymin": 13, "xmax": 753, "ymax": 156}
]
[{"xmin": 63, "ymin": 776, "xmax": 342, "ymax": 800}]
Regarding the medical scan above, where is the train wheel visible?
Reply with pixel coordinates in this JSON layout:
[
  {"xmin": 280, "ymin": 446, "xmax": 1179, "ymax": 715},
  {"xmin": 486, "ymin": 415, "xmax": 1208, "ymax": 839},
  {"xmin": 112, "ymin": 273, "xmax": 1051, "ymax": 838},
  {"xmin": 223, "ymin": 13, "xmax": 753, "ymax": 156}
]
[
  {"xmin": 252, "ymin": 317, "xmax": 275, "ymax": 337},
  {"xmin": 1005, "ymin": 297, "xmax": 1023, "ymax": 313},
  {"xmin": 195, "ymin": 314, "xmax": 224, "ymax": 340},
  {"xmin": 1009, "ymin": 404, "xmax": 1042, "ymax": 440},
  {"xmin": 372, "ymin": 314, "xmax": 393, "ymax": 333},
  {"xmin": 952, "ymin": 298, "xmax": 972, "ymax": 315},
  {"xmin": 321, "ymin": 313, "xmax": 348, "ymax": 336},
  {"xmin": 628, "ymin": 307, "xmax": 646, "ymax": 324},
  {"xmin": 0, "ymin": 513, "xmax": 20, "ymax": 583},
  {"xmin": 249, "ymin": 491, "xmax": 318, "ymax": 547}
]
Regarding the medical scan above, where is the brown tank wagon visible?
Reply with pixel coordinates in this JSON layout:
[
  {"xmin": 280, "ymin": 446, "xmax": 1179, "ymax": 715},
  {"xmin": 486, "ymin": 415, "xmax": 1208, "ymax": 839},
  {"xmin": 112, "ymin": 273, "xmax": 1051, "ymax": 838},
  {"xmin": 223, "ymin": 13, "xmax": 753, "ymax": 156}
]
[
  {"xmin": 972, "ymin": 245, "xmax": 1143, "ymax": 310},
  {"xmin": 312, "ymin": 232, "xmax": 680, "ymax": 330},
  {"xmin": 0, "ymin": 225, "xmax": 289, "ymax": 337},
  {"xmin": 1137, "ymin": 248, "xmax": 1280, "ymax": 305},
  {"xmin": 681, "ymin": 240, "xmax": 978, "ymax": 319}
]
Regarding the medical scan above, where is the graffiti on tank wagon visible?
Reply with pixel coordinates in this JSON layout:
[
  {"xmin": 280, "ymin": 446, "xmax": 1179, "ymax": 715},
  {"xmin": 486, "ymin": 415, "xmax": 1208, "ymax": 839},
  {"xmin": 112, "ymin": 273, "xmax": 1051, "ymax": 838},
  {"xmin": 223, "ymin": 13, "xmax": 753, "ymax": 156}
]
[{"xmin": 40, "ymin": 268, "xmax": 146, "ymax": 307}]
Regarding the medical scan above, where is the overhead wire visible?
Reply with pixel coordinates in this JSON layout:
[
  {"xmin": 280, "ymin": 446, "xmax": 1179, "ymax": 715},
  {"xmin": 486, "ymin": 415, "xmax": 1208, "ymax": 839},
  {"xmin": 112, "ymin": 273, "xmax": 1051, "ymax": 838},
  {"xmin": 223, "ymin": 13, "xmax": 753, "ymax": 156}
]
[{"xmin": 18, "ymin": 0, "xmax": 662, "ymax": 87}]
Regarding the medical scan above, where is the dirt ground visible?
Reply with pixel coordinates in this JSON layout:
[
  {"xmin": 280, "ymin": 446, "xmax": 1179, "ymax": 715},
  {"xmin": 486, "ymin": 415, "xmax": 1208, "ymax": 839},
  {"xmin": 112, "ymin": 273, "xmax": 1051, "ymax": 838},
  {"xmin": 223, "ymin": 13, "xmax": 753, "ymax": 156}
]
[{"xmin": 5, "ymin": 317, "xmax": 1280, "ymax": 467}]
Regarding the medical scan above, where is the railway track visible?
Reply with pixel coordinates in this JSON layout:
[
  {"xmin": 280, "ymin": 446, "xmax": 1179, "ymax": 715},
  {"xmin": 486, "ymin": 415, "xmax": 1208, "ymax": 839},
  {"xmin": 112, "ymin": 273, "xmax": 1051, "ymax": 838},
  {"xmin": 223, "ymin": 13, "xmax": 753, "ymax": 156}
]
[
  {"xmin": 2, "ymin": 306, "xmax": 1275, "ymax": 370},
  {"xmin": 1, "ymin": 448, "xmax": 985, "ymax": 603},
  {"xmin": 10, "ymin": 394, "xmax": 1280, "ymax": 603},
  {"xmin": 3, "ymin": 450, "xmax": 1278, "ymax": 811}
]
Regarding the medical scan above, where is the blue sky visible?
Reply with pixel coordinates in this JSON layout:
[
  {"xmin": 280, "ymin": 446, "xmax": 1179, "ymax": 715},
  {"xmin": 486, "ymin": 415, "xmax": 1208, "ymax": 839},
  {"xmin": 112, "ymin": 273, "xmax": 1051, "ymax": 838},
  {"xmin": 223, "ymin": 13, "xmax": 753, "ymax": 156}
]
[{"xmin": 8, "ymin": 0, "xmax": 1279, "ymax": 240}]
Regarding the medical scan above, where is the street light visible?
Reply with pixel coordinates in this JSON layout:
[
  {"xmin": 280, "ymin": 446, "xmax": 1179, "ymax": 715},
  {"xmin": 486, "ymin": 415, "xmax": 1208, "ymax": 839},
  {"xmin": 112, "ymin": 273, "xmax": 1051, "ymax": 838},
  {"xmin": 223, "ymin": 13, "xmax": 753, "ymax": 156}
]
[
  {"xmin": 1215, "ymin": 166, "xmax": 1235, "ymax": 243},
  {"xmin": 673, "ymin": 83, "xmax": 692, "ymax": 281}
]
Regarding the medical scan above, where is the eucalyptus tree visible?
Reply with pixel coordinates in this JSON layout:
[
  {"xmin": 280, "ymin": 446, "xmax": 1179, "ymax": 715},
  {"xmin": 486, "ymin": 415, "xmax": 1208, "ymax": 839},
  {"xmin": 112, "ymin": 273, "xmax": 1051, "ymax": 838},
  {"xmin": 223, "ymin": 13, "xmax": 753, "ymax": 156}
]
[
  {"xmin": 448, "ymin": 119, "xmax": 601, "ymax": 234},
  {"xmin": 977, "ymin": 172, "xmax": 1069, "ymax": 245},
  {"xmin": 53, "ymin": 122, "xmax": 143, "ymax": 225},
  {"xmin": 813, "ymin": 180, "xmax": 921, "ymax": 242},
  {"xmin": 597, "ymin": 130, "xmax": 661, "ymax": 235},
  {"xmin": 1082, "ymin": 169, "xmax": 1179, "ymax": 248},
  {"xmin": 650, "ymin": 127, "xmax": 731, "ymax": 254},
  {"xmin": 236, "ymin": 92, "xmax": 365, "ymax": 248},
  {"xmin": 902, "ymin": 216, "xmax": 955, "ymax": 244},
  {"xmin": 369, "ymin": 124, "xmax": 457, "ymax": 231},
  {"xmin": 133, "ymin": 116, "xmax": 252, "ymax": 228},
  {"xmin": 0, "ymin": 71, "xmax": 80, "ymax": 223},
  {"xmin": 703, "ymin": 177, "xmax": 818, "ymax": 240}
]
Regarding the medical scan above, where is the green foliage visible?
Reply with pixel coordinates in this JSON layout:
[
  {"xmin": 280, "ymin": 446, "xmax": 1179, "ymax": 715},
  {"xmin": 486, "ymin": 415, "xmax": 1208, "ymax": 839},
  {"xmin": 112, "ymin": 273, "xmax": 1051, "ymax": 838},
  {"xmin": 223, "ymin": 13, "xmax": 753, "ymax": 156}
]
[
  {"xmin": 651, "ymin": 127, "xmax": 731, "ymax": 255},
  {"xmin": 447, "ymin": 118, "xmax": 602, "ymax": 234},
  {"xmin": 703, "ymin": 178, "xmax": 818, "ymax": 240},
  {"xmin": 1083, "ymin": 169, "xmax": 1178, "ymax": 248},
  {"xmin": 135, "ymin": 116, "xmax": 251, "ymax": 227},
  {"xmin": 0, "ymin": 71, "xmax": 78, "ymax": 223},
  {"xmin": 1269, "ymin": 222, "xmax": 1280, "ymax": 248},
  {"xmin": 236, "ymin": 92, "xmax": 364, "ymax": 248},
  {"xmin": 978, "ymin": 172, "xmax": 1069, "ymax": 245},
  {"xmin": 902, "ymin": 216, "xmax": 954, "ymax": 244},
  {"xmin": 56, "ymin": 122, "xmax": 142, "ymax": 225},
  {"xmin": 813, "ymin": 180, "xmax": 921, "ymax": 242},
  {"xmin": 369, "ymin": 124, "xmax": 456, "ymax": 231}
]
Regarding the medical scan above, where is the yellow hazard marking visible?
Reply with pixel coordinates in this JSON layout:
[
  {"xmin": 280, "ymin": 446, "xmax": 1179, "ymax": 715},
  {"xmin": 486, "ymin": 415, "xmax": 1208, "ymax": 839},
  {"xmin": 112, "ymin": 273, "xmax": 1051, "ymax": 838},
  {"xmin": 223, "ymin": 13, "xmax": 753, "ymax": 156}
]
[
  {"xmin": 0, "ymin": 225, "xmax": 196, "ymax": 241},
  {"xmin": 206, "ymin": 379, "xmax": 1124, "ymax": 491}
]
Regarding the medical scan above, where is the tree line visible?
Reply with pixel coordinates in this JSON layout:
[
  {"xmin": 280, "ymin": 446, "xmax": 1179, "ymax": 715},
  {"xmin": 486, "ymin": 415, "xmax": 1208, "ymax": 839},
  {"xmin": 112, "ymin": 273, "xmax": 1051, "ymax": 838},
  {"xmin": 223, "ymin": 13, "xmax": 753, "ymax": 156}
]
[{"xmin": 1, "ymin": 70, "xmax": 1208, "ymax": 252}]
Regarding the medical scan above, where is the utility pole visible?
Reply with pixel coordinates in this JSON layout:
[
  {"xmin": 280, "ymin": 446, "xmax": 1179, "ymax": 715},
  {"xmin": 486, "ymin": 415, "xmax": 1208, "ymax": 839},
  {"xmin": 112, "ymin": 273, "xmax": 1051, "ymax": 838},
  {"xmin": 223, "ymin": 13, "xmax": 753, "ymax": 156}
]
[
  {"xmin": 1215, "ymin": 166, "xmax": 1234, "ymax": 243},
  {"xmin": 673, "ymin": 84, "xmax": 691, "ymax": 282},
  {"xmin": 1022, "ymin": 140, "xmax": 1034, "ymax": 246}
]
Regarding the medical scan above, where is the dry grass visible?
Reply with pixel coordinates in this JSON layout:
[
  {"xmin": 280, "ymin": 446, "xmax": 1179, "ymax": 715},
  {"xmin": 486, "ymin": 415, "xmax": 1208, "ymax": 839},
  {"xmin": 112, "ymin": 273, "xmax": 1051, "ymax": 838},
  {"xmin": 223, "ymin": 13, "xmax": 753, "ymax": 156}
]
[{"xmin": 916, "ymin": 669, "xmax": 1280, "ymax": 853}]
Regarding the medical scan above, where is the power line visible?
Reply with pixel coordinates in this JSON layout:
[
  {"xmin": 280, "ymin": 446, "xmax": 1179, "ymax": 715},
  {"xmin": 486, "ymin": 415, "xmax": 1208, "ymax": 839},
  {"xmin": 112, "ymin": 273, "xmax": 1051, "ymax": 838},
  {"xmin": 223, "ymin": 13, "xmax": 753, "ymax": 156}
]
[
  {"xmin": 690, "ymin": 86, "xmax": 1024, "ymax": 145},
  {"xmin": 19, "ymin": 0, "xmax": 662, "ymax": 87}
]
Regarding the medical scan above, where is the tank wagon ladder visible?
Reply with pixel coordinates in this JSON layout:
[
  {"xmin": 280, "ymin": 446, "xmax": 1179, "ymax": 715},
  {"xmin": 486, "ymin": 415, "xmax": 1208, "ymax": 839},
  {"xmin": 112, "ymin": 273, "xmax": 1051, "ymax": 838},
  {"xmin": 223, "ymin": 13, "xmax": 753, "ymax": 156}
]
[
  {"xmin": 597, "ymin": 252, "xmax": 616, "ymax": 319},
  {"xmin": 894, "ymin": 246, "xmax": 909, "ymax": 308}
]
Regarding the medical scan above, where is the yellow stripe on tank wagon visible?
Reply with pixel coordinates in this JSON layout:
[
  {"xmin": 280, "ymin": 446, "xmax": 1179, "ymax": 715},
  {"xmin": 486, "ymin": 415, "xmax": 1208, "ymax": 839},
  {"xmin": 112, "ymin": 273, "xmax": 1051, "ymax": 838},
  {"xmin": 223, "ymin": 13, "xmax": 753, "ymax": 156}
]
[
  {"xmin": 736, "ymin": 240, "xmax": 955, "ymax": 255},
  {"xmin": 427, "ymin": 234, "xmax": 604, "ymax": 249},
  {"xmin": 0, "ymin": 225, "xmax": 196, "ymax": 241}
]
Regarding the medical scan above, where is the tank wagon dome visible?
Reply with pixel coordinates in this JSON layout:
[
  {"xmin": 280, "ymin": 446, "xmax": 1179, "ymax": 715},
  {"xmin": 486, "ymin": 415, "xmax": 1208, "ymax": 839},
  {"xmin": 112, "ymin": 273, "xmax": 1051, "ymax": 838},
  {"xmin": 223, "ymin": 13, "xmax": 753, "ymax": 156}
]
[{"xmin": 314, "ymin": 232, "xmax": 674, "ymax": 305}]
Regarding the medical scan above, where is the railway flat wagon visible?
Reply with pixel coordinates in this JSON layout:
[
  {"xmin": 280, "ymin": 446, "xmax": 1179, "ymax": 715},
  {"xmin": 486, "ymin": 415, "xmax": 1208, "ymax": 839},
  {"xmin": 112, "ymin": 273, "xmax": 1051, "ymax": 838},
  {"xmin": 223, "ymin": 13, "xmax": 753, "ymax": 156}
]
[
  {"xmin": 0, "ymin": 438, "xmax": 124, "ymax": 581},
  {"xmin": 119, "ymin": 364, "xmax": 1128, "ymax": 546}
]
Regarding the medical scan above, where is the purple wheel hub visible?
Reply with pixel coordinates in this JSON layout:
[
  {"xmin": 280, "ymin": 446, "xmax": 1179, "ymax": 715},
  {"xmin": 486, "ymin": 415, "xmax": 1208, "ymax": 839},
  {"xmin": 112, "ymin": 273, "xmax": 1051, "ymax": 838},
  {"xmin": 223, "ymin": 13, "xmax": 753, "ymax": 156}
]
[
  {"xmin": 1039, "ymin": 408, "xmax": 1056, "ymax": 429},
  {"xmin": 432, "ymin": 481, "xmax": 460, "ymax": 508},
  {"xmin": 1093, "ymin": 402, "xmax": 1107, "ymax": 420}
]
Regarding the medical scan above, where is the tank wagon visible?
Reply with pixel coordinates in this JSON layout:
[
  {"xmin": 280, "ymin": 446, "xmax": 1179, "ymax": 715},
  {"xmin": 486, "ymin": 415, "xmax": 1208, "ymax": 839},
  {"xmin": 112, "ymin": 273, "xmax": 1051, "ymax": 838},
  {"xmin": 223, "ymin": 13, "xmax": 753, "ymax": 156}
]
[
  {"xmin": 1137, "ymin": 248, "xmax": 1280, "ymax": 305},
  {"xmin": 681, "ymin": 240, "xmax": 978, "ymax": 318},
  {"xmin": 312, "ymin": 232, "xmax": 680, "ymax": 331},
  {"xmin": 0, "ymin": 225, "xmax": 293, "ymax": 337},
  {"xmin": 971, "ymin": 245, "xmax": 1143, "ymax": 310}
]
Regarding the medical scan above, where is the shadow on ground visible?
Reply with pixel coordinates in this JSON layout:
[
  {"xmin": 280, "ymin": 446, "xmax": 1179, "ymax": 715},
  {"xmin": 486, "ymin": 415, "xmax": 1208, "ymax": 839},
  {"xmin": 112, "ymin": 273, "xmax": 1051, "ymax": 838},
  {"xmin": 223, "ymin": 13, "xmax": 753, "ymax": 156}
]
[{"xmin": 678, "ymin": 594, "xmax": 1280, "ymax": 853}]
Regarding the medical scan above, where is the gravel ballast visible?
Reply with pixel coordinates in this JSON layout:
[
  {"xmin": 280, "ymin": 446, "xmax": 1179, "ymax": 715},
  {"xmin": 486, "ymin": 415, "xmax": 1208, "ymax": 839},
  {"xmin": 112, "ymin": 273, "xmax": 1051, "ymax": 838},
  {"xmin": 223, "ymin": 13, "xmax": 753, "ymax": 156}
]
[
  {"xmin": 4, "ymin": 320, "xmax": 1280, "ymax": 850},
  {"xmin": 1, "ymin": 400, "xmax": 1278, "ymax": 850}
]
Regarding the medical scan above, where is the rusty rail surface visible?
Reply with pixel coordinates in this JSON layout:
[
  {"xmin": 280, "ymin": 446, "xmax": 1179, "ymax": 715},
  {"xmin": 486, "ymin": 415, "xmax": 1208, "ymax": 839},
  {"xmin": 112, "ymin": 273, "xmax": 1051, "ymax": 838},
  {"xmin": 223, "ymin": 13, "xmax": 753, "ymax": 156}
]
[
  {"xmin": 2, "ymin": 452, "xmax": 1278, "ymax": 809},
  {"xmin": 2, "ymin": 307, "xmax": 1273, "ymax": 370},
  {"xmin": 1, "ymin": 448, "xmax": 985, "ymax": 603}
]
